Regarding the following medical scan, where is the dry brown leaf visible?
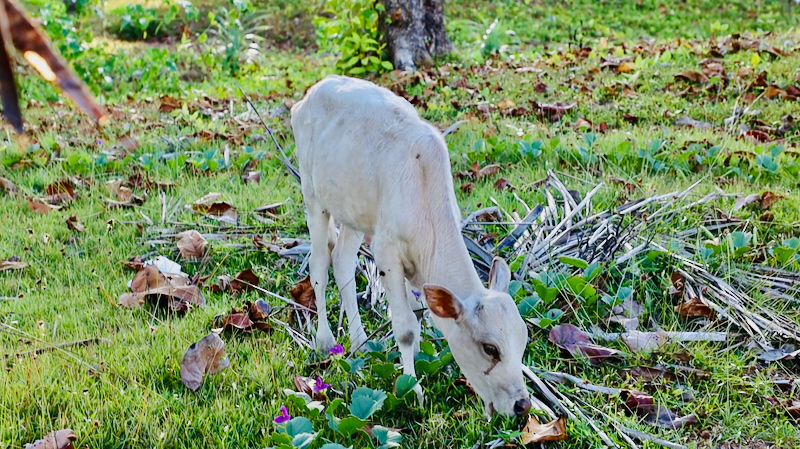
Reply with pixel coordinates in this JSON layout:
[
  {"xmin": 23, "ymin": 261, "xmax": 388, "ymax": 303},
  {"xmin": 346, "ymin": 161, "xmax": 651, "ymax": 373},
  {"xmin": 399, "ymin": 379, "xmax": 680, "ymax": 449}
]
[
  {"xmin": 0, "ymin": 176, "xmax": 18, "ymax": 195},
  {"xmin": 620, "ymin": 390, "xmax": 698, "ymax": 429},
  {"xmin": 230, "ymin": 268, "xmax": 260, "ymax": 292},
  {"xmin": 549, "ymin": 324, "xmax": 622, "ymax": 364},
  {"xmin": 764, "ymin": 86, "xmax": 785, "ymax": 99},
  {"xmin": 675, "ymin": 297, "xmax": 714, "ymax": 318},
  {"xmin": 23, "ymin": 429, "xmax": 76, "ymax": 449},
  {"xmin": 120, "ymin": 265, "xmax": 205, "ymax": 310},
  {"xmin": 674, "ymin": 71, "xmax": 709, "ymax": 84},
  {"xmin": 493, "ymin": 178, "xmax": 513, "ymax": 191},
  {"xmin": 130, "ymin": 265, "xmax": 169, "ymax": 292},
  {"xmin": 617, "ymin": 62, "xmax": 636, "ymax": 73},
  {"xmin": 121, "ymin": 255, "xmax": 145, "ymax": 271},
  {"xmin": 460, "ymin": 182, "xmax": 475, "ymax": 194},
  {"xmin": 622, "ymin": 366, "xmax": 676, "ymax": 382},
  {"xmin": 521, "ymin": 415, "xmax": 568, "ymax": 444},
  {"xmin": 291, "ymin": 275, "xmax": 317, "ymax": 315},
  {"xmin": 497, "ymin": 98, "xmax": 516, "ymax": 110},
  {"xmin": 65, "ymin": 215, "xmax": 84, "ymax": 232},
  {"xmin": 254, "ymin": 202, "xmax": 284, "ymax": 217},
  {"xmin": 116, "ymin": 186, "xmax": 133, "ymax": 202},
  {"xmin": 0, "ymin": 255, "xmax": 27, "ymax": 271},
  {"xmin": 759, "ymin": 191, "xmax": 783, "ymax": 209},
  {"xmin": 27, "ymin": 197, "xmax": 60, "ymax": 213},
  {"xmin": 180, "ymin": 332, "xmax": 229, "ymax": 391},
  {"xmin": 176, "ymin": 230, "xmax": 207, "ymax": 260},
  {"xmin": 191, "ymin": 201, "xmax": 238, "ymax": 224}
]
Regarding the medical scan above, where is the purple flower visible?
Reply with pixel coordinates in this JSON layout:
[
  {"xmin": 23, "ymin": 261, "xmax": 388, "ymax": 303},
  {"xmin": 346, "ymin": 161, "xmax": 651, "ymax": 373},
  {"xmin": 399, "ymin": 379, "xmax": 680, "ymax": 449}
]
[
  {"xmin": 411, "ymin": 289, "xmax": 421, "ymax": 299},
  {"xmin": 329, "ymin": 344, "xmax": 344, "ymax": 355},
  {"xmin": 273, "ymin": 406, "xmax": 291, "ymax": 424},
  {"xmin": 313, "ymin": 376, "xmax": 330, "ymax": 392}
]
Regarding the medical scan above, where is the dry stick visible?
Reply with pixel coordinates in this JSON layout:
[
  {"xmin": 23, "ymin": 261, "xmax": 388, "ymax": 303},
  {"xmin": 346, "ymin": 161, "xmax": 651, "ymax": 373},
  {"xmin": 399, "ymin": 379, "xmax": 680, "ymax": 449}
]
[
  {"xmin": 521, "ymin": 364, "xmax": 574, "ymax": 419},
  {"xmin": 572, "ymin": 398, "xmax": 640, "ymax": 449},
  {"xmin": 618, "ymin": 427, "xmax": 687, "ymax": 449},
  {"xmin": 234, "ymin": 81, "xmax": 301, "ymax": 181},
  {"xmin": 233, "ymin": 279, "xmax": 316, "ymax": 313},
  {"xmin": 547, "ymin": 385, "xmax": 619, "ymax": 448},
  {"xmin": 460, "ymin": 206, "xmax": 500, "ymax": 230},
  {"xmin": 13, "ymin": 337, "xmax": 112, "ymax": 357}
]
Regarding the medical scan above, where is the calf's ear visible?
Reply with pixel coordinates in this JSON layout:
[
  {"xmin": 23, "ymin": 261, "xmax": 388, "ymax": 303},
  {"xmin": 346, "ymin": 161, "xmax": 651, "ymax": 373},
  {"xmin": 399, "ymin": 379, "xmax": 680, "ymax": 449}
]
[
  {"xmin": 488, "ymin": 257, "xmax": 511, "ymax": 293},
  {"xmin": 423, "ymin": 284, "xmax": 463, "ymax": 321}
]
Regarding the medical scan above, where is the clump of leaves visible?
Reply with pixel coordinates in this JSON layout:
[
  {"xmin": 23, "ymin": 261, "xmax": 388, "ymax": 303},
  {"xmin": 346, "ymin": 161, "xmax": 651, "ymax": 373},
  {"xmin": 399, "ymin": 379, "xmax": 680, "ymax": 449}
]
[{"xmin": 315, "ymin": 0, "xmax": 393, "ymax": 75}]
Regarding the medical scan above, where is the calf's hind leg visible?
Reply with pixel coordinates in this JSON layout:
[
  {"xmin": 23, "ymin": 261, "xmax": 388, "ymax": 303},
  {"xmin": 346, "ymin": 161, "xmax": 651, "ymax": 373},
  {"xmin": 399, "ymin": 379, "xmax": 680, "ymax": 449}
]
[
  {"xmin": 332, "ymin": 225, "xmax": 368, "ymax": 351},
  {"xmin": 306, "ymin": 204, "xmax": 336, "ymax": 352}
]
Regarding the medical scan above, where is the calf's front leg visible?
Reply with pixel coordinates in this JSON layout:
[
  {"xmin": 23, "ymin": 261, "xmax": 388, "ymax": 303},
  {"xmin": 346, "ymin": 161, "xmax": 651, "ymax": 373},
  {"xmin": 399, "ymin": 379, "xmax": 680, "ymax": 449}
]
[{"xmin": 372, "ymin": 240, "xmax": 424, "ymax": 404}]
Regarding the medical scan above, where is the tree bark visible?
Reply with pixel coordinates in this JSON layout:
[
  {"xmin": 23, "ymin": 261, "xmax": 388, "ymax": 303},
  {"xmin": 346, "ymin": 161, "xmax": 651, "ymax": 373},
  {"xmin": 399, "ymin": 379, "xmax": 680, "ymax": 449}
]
[{"xmin": 380, "ymin": 0, "xmax": 454, "ymax": 72}]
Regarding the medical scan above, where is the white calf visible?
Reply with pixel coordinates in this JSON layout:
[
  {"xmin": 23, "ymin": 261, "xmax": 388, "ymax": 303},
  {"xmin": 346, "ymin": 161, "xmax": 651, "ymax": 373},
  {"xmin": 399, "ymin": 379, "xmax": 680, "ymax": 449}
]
[{"xmin": 290, "ymin": 75, "xmax": 531, "ymax": 417}]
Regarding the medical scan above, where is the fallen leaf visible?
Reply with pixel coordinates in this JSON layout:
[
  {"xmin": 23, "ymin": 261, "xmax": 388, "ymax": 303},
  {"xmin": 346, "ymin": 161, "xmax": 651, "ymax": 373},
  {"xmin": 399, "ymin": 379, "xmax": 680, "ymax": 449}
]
[
  {"xmin": 0, "ymin": 176, "xmax": 18, "ymax": 195},
  {"xmin": 744, "ymin": 129, "xmax": 771, "ymax": 143},
  {"xmin": 121, "ymin": 255, "xmax": 145, "ymax": 271},
  {"xmin": 23, "ymin": 429, "xmax": 77, "ymax": 449},
  {"xmin": 734, "ymin": 193, "xmax": 761, "ymax": 210},
  {"xmin": 0, "ymin": 256, "xmax": 27, "ymax": 271},
  {"xmin": 293, "ymin": 374, "xmax": 327, "ymax": 401},
  {"xmin": 476, "ymin": 162, "xmax": 502, "ymax": 179},
  {"xmin": 494, "ymin": 178, "xmax": 513, "ymax": 191},
  {"xmin": 497, "ymin": 98, "xmax": 516, "ymax": 110},
  {"xmin": 675, "ymin": 115, "xmax": 712, "ymax": 129},
  {"xmin": 460, "ymin": 182, "xmax": 475, "ymax": 194},
  {"xmin": 176, "ymin": 230, "xmax": 207, "ymax": 260},
  {"xmin": 609, "ymin": 296, "xmax": 644, "ymax": 331},
  {"xmin": 549, "ymin": 324, "xmax": 622, "ymax": 364},
  {"xmin": 621, "ymin": 390, "xmax": 698, "ymax": 429},
  {"xmin": 531, "ymin": 101, "xmax": 576, "ymax": 121},
  {"xmin": 291, "ymin": 275, "xmax": 317, "ymax": 315},
  {"xmin": 622, "ymin": 366, "xmax": 676, "ymax": 382},
  {"xmin": 180, "ymin": 332, "xmax": 229, "ymax": 391},
  {"xmin": 191, "ymin": 200, "xmax": 238, "ymax": 224},
  {"xmin": 674, "ymin": 71, "xmax": 709, "ymax": 84},
  {"xmin": 129, "ymin": 265, "xmax": 169, "ymax": 292},
  {"xmin": 230, "ymin": 268, "xmax": 260, "ymax": 292},
  {"xmin": 243, "ymin": 171, "xmax": 261, "ymax": 184},
  {"xmin": 617, "ymin": 62, "xmax": 636, "ymax": 73},
  {"xmin": 621, "ymin": 330, "xmax": 669, "ymax": 354},
  {"xmin": 675, "ymin": 297, "xmax": 714, "ymax": 318},
  {"xmin": 759, "ymin": 191, "xmax": 782, "ymax": 209},
  {"xmin": 764, "ymin": 86, "xmax": 785, "ymax": 99},
  {"xmin": 65, "ymin": 215, "xmax": 84, "ymax": 232},
  {"xmin": 521, "ymin": 415, "xmax": 568, "ymax": 444},
  {"xmin": 622, "ymin": 113, "xmax": 640, "ymax": 125},
  {"xmin": 27, "ymin": 197, "xmax": 60, "ymax": 214},
  {"xmin": 119, "ymin": 265, "xmax": 205, "ymax": 311},
  {"xmin": 254, "ymin": 202, "xmax": 284, "ymax": 217}
]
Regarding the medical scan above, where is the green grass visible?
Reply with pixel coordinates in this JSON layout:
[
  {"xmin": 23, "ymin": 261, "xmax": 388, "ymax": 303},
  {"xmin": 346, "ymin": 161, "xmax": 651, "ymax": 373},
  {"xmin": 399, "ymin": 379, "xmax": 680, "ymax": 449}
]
[{"xmin": 2, "ymin": 0, "xmax": 800, "ymax": 448}]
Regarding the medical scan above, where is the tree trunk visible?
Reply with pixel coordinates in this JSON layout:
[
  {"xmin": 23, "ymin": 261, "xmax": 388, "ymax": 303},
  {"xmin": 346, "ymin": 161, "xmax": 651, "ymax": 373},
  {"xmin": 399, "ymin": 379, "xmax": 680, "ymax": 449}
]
[{"xmin": 380, "ymin": 0, "xmax": 454, "ymax": 72}]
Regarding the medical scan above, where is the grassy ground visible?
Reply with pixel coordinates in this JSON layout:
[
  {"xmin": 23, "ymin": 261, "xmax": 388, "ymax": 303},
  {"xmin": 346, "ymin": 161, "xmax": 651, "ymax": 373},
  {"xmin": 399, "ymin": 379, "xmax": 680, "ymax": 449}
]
[{"xmin": 2, "ymin": 0, "xmax": 800, "ymax": 448}]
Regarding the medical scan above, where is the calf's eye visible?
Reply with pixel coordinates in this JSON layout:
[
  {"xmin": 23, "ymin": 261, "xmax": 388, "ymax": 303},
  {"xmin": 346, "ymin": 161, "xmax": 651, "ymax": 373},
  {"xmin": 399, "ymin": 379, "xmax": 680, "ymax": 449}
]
[{"xmin": 482, "ymin": 343, "xmax": 500, "ymax": 360}]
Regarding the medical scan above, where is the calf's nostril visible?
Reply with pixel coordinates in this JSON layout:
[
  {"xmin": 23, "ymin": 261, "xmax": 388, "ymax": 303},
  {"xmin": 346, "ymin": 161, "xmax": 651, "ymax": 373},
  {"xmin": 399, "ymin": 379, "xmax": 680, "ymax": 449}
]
[{"xmin": 513, "ymin": 398, "xmax": 532, "ymax": 416}]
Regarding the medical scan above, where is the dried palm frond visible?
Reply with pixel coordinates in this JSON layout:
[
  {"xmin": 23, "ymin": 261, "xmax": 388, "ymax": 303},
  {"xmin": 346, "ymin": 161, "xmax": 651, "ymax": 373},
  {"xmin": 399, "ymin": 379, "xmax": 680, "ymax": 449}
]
[{"xmin": 0, "ymin": 0, "xmax": 106, "ymax": 133}]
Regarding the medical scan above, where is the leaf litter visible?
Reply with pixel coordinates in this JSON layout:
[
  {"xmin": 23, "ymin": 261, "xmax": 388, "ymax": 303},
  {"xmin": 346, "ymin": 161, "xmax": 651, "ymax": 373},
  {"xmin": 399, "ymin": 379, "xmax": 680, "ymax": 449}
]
[{"xmin": 180, "ymin": 332, "xmax": 229, "ymax": 391}]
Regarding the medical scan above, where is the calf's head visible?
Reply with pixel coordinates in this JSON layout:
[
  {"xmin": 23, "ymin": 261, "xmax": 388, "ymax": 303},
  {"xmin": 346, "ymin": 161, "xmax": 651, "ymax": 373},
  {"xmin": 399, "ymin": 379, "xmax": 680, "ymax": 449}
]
[{"xmin": 424, "ymin": 258, "xmax": 531, "ymax": 417}]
